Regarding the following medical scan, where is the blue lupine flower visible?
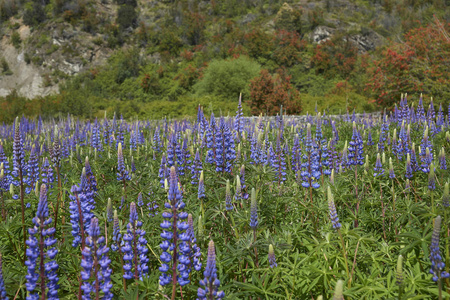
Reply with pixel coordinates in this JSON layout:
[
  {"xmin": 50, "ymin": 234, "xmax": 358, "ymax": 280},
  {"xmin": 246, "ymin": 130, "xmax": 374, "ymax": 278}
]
[
  {"xmin": 443, "ymin": 183, "xmax": 449, "ymax": 208},
  {"xmin": 429, "ymin": 216, "xmax": 450, "ymax": 282},
  {"xmin": 84, "ymin": 156, "xmax": 98, "ymax": 192},
  {"xmin": 191, "ymin": 149, "xmax": 203, "ymax": 185},
  {"xmin": 225, "ymin": 180, "xmax": 233, "ymax": 211},
  {"xmin": 80, "ymin": 217, "xmax": 113, "ymax": 299},
  {"xmin": 215, "ymin": 117, "xmax": 236, "ymax": 173},
  {"xmin": 268, "ymin": 244, "xmax": 277, "ymax": 268},
  {"xmin": 111, "ymin": 210, "xmax": 121, "ymax": 252},
  {"xmin": 439, "ymin": 147, "xmax": 447, "ymax": 170},
  {"xmin": 41, "ymin": 158, "xmax": 54, "ymax": 190},
  {"xmin": 159, "ymin": 167, "xmax": 190, "ymax": 287},
  {"xmin": 117, "ymin": 143, "xmax": 131, "ymax": 182},
  {"xmin": 428, "ymin": 163, "xmax": 436, "ymax": 191},
  {"xmin": 405, "ymin": 154, "xmax": 413, "ymax": 179},
  {"xmin": 250, "ymin": 188, "xmax": 258, "ymax": 229},
  {"xmin": 373, "ymin": 153, "xmax": 384, "ymax": 177},
  {"xmin": 198, "ymin": 171, "xmax": 205, "ymax": 199},
  {"xmin": 327, "ymin": 186, "xmax": 341, "ymax": 230},
  {"xmin": 25, "ymin": 145, "xmax": 39, "ymax": 195},
  {"xmin": 0, "ymin": 253, "xmax": 8, "ymax": 300},
  {"xmin": 137, "ymin": 192, "xmax": 143, "ymax": 207},
  {"xmin": 25, "ymin": 184, "xmax": 59, "ymax": 300},
  {"xmin": 348, "ymin": 122, "xmax": 364, "ymax": 167},
  {"xmin": 197, "ymin": 241, "xmax": 225, "ymax": 299},
  {"xmin": 186, "ymin": 214, "xmax": 202, "ymax": 272},
  {"xmin": 158, "ymin": 154, "xmax": 168, "ymax": 188},
  {"xmin": 12, "ymin": 118, "xmax": 25, "ymax": 185},
  {"xmin": 389, "ymin": 157, "xmax": 395, "ymax": 179},
  {"xmin": 106, "ymin": 198, "xmax": 113, "ymax": 222},
  {"xmin": 122, "ymin": 202, "xmax": 149, "ymax": 280}
]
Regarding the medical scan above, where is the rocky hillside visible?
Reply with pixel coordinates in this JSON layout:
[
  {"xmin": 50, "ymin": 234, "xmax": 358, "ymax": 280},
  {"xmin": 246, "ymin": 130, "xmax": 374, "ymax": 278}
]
[{"xmin": 0, "ymin": 0, "xmax": 448, "ymax": 120}]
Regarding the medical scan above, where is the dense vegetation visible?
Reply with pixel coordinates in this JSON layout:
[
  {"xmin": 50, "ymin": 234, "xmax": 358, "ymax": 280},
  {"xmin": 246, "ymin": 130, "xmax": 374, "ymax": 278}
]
[
  {"xmin": 0, "ymin": 95, "xmax": 449, "ymax": 299},
  {"xmin": 0, "ymin": 0, "xmax": 449, "ymax": 121}
]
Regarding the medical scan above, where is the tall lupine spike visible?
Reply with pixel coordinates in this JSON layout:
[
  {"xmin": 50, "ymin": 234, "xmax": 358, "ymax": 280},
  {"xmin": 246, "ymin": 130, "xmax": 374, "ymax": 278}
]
[
  {"xmin": 443, "ymin": 182, "xmax": 449, "ymax": 207},
  {"xmin": 25, "ymin": 184, "xmax": 59, "ymax": 300},
  {"xmin": 327, "ymin": 186, "xmax": 341, "ymax": 229},
  {"xmin": 198, "ymin": 171, "xmax": 205, "ymax": 199},
  {"xmin": 197, "ymin": 241, "xmax": 225, "ymax": 299},
  {"xmin": 117, "ymin": 143, "xmax": 130, "ymax": 182},
  {"xmin": 159, "ymin": 166, "xmax": 190, "ymax": 292},
  {"xmin": 388, "ymin": 157, "xmax": 395, "ymax": 179},
  {"xmin": 225, "ymin": 180, "xmax": 233, "ymax": 211},
  {"xmin": 428, "ymin": 162, "xmax": 436, "ymax": 191},
  {"xmin": 111, "ymin": 210, "xmax": 121, "ymax": 252},
  {"xmin": 396, "ymin": 255, "xmax": 403, "ymax": 286},
  {"xmin": 106, "ymin": 198, "xmax": 113, "ymax": 222},
  {"xmin": 234, "ymin": 175, "xmax": 242, "ymax": 201},
  {"xmin": 80, "ymin": 217, "xmax": 113, "ymax": 300},
  {"xmin": 333, "ymin": 280, "xmax": 343, "ymax": 300},
  {"xmin": 439, "ymin": 147, "xmax": 447, "ymax": 170},
  {"xmin": 268, "ymin": 244, "xmax": 277, "ymax": 268},
  {"xmin": 186, "ymin": 214, "xmax": 202, "ymax": 272},
  {"xmin": 122, "ymin": 202, "xmax": 149, "ymax": 281},
  {"xmin": 250, "ymin": 188, "xmax": 258, "ymax": 229},
  {"xmin": 0, "ymin": 253, "xmax": 8, "ymax": 300},
  {"xmin": 13, "ymin": 117, "xmax": 27, "ymax": 261},
  {"xmin": 405, "ymin": 154, "xmax": 413, "ymax": 179},
  {"xmin": 373, "ymin": 153, "xmax": 384, "ymax": 177},
  {"xmin": 429, "ymin": 216, "xmax": 450, "ymax": 283}
]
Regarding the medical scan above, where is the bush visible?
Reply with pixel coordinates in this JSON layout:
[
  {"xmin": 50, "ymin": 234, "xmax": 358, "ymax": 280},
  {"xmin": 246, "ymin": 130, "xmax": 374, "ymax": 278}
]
[
  {"xmin": 194, "ymin": 56, "xmax": 261, "ymax": 101},
  {"xmin": 10, "ymin": 31, "xmax": 21, "ymax": 48},
  {"xmin": 116, "ymin": 5, "xmax": 137, "ymax": 30}
]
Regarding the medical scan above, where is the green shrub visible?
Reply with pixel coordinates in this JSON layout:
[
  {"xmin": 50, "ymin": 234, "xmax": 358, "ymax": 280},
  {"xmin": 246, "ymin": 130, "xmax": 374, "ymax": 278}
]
[
  {"xmin": 11, "ymin": 31, "xmax": 21, "ymax": 49},
  {"xmin": 193, "ymin": 56, "xmax": 261, "ymax": 101}
]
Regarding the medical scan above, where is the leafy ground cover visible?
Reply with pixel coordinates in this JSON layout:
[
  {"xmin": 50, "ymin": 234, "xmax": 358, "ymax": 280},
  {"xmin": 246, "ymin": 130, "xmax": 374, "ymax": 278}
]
[{"xmin": 0, "ymin": 95, "xmax": 449, "ymax": 299}]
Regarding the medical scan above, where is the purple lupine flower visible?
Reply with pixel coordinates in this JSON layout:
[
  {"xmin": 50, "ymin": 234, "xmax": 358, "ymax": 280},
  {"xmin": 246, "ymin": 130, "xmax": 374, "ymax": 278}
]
[
  {"xmin": 158, "ymin": 153, "xmax": 168, "ymax": 188},
  {"xmin": 80, "ymin": 217, "xmax": 113, "ymax": 299},
  {"xmin": 268, "ymin": 244, "xmax": 277, "ymax": 268},
  {"xmin": 186, "ymin": 214, "xmax": 202, "ymax": 272},
  {"xmin": 122, "ymin": 202, "xmax": 149, "ymax": 280},
  {"xmin": 443, "ymin": 183, "xmax": 449, "ymax": 208},
  {"xmin": 405, "ymin": 154, "xmax": 413, "ymax": 179},
  {"xmin": 191, "ymin": 149, "xmax": 203, "ymax": 185},
  {"xmin": 225, "ymin": 180, "xmax": 233, "ymax": 211},
  {"xmin": 84, "ymin": 156, "xmax": 98, "ymax": 192},
  {"xmin": 25, "ymin": 184, "xmax": 59, "ymax": 300},
  {"xmin": 25, "ymin": 145, "xmax": 39, "ymax": 195},
  {"xmin": 348, "ymin": 122, "xmax": 364, "ymax": 167},
  {"xmin": 159, "ymin": 167, "xmax": 190, "ymax": 287},
  {"xmin": 439, "ymin": 147, "xmax": 447, "ymax": 170},
  {"xmin": 111, "ymin": 210, "xmax": 121, "ymax": 252},
  {"xmin": 197, "ymin": 241, "xmax": 225, "ymax": 299},
  {"xmin": 429, "ymin": 216, "xmax": 450, "ymax": 282},
  {"xmin": 198, "ymin": 171, "xmax": 205, "ymax": 199},
  {"xmin": 388, "ymin": 157, "xmax": 395, "ymax": 179},
  {"xmin": 106, "ymin": 198, "xmax": 113, "ymax": 222},
  {"xmin": 137, "ymin": 192, "xmax": 143, "ymax": 207},
  {"xmin": 116, "ymin": 143, "xmax": 130, "ymax": 182},
  {"xmin": 250, "ymin": 188, "xmax": 258, "ymax": 229},
  {"xmin": 373, "ymin": 153, "xmax": 384, "ymax": 177},
  {"xmin": 327, "ymin": 186, "xmax": 341, "ymax": 229},
  {"xmin": 0, "ymin": 253, "xmax": 8, "ymax": 300},
  {"xmin": 41, "ymin": 158, "xmax": 54, "ymax": 190},
  {"xmin": 428, "ymin": 163, "xmax": 436, "ymax": 191}
]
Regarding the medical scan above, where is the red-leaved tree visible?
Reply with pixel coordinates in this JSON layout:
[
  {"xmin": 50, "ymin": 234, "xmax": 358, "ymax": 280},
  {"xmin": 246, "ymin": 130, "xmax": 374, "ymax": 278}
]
[{"xmin": 249, "ymin": 69, "xmax": 302, "ymax": 115}]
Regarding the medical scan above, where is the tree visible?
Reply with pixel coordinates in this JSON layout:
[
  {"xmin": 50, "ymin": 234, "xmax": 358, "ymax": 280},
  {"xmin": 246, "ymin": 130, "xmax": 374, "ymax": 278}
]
[
  {"xmin": 249, "ymin": 69, "xmax": 302, "ymax": 115},
  {"xmin": 274, "ymin": 2, "xmax": 302, "ymax": 34},
  {"xmin": 365, "ymin": 18, "xmax": 450, "ymax": 108}
]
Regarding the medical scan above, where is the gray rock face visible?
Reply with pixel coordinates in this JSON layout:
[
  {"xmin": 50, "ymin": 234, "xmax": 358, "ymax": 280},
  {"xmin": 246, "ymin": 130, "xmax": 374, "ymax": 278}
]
[
  {"xmin": 0, "ymin": 35, "xmax": 58, "ymax": 98},
  {"xmin": 311, "ymin": 26, "xmax": 335, "ymax": 44}
]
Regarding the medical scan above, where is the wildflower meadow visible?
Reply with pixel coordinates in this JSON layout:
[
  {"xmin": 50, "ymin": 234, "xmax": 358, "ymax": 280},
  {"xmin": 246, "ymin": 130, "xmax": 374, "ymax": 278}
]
[{"xmin": 0, "ymin": 95, "xmax": 449, "ymax": 299}]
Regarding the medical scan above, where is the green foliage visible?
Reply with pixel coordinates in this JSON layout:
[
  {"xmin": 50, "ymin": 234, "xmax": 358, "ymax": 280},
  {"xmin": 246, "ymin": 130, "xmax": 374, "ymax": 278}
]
[
  {"xmin": 10, "ymin": 31, "xmax": 21, "ymax": 49},
  {"xmin": 274, "ymin": 2, "xmax": 302, "ymax": 34},
  {"xmin": 23, "ymin": 1, "xmax": 46, "ymax": 26},
  {"xmin": 116, "ymin": 4, "xmax": 137, "ymax": 30},
  {"xmin": 194, "ymin": 56, "xmax": 261, "ymax": 101}
]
